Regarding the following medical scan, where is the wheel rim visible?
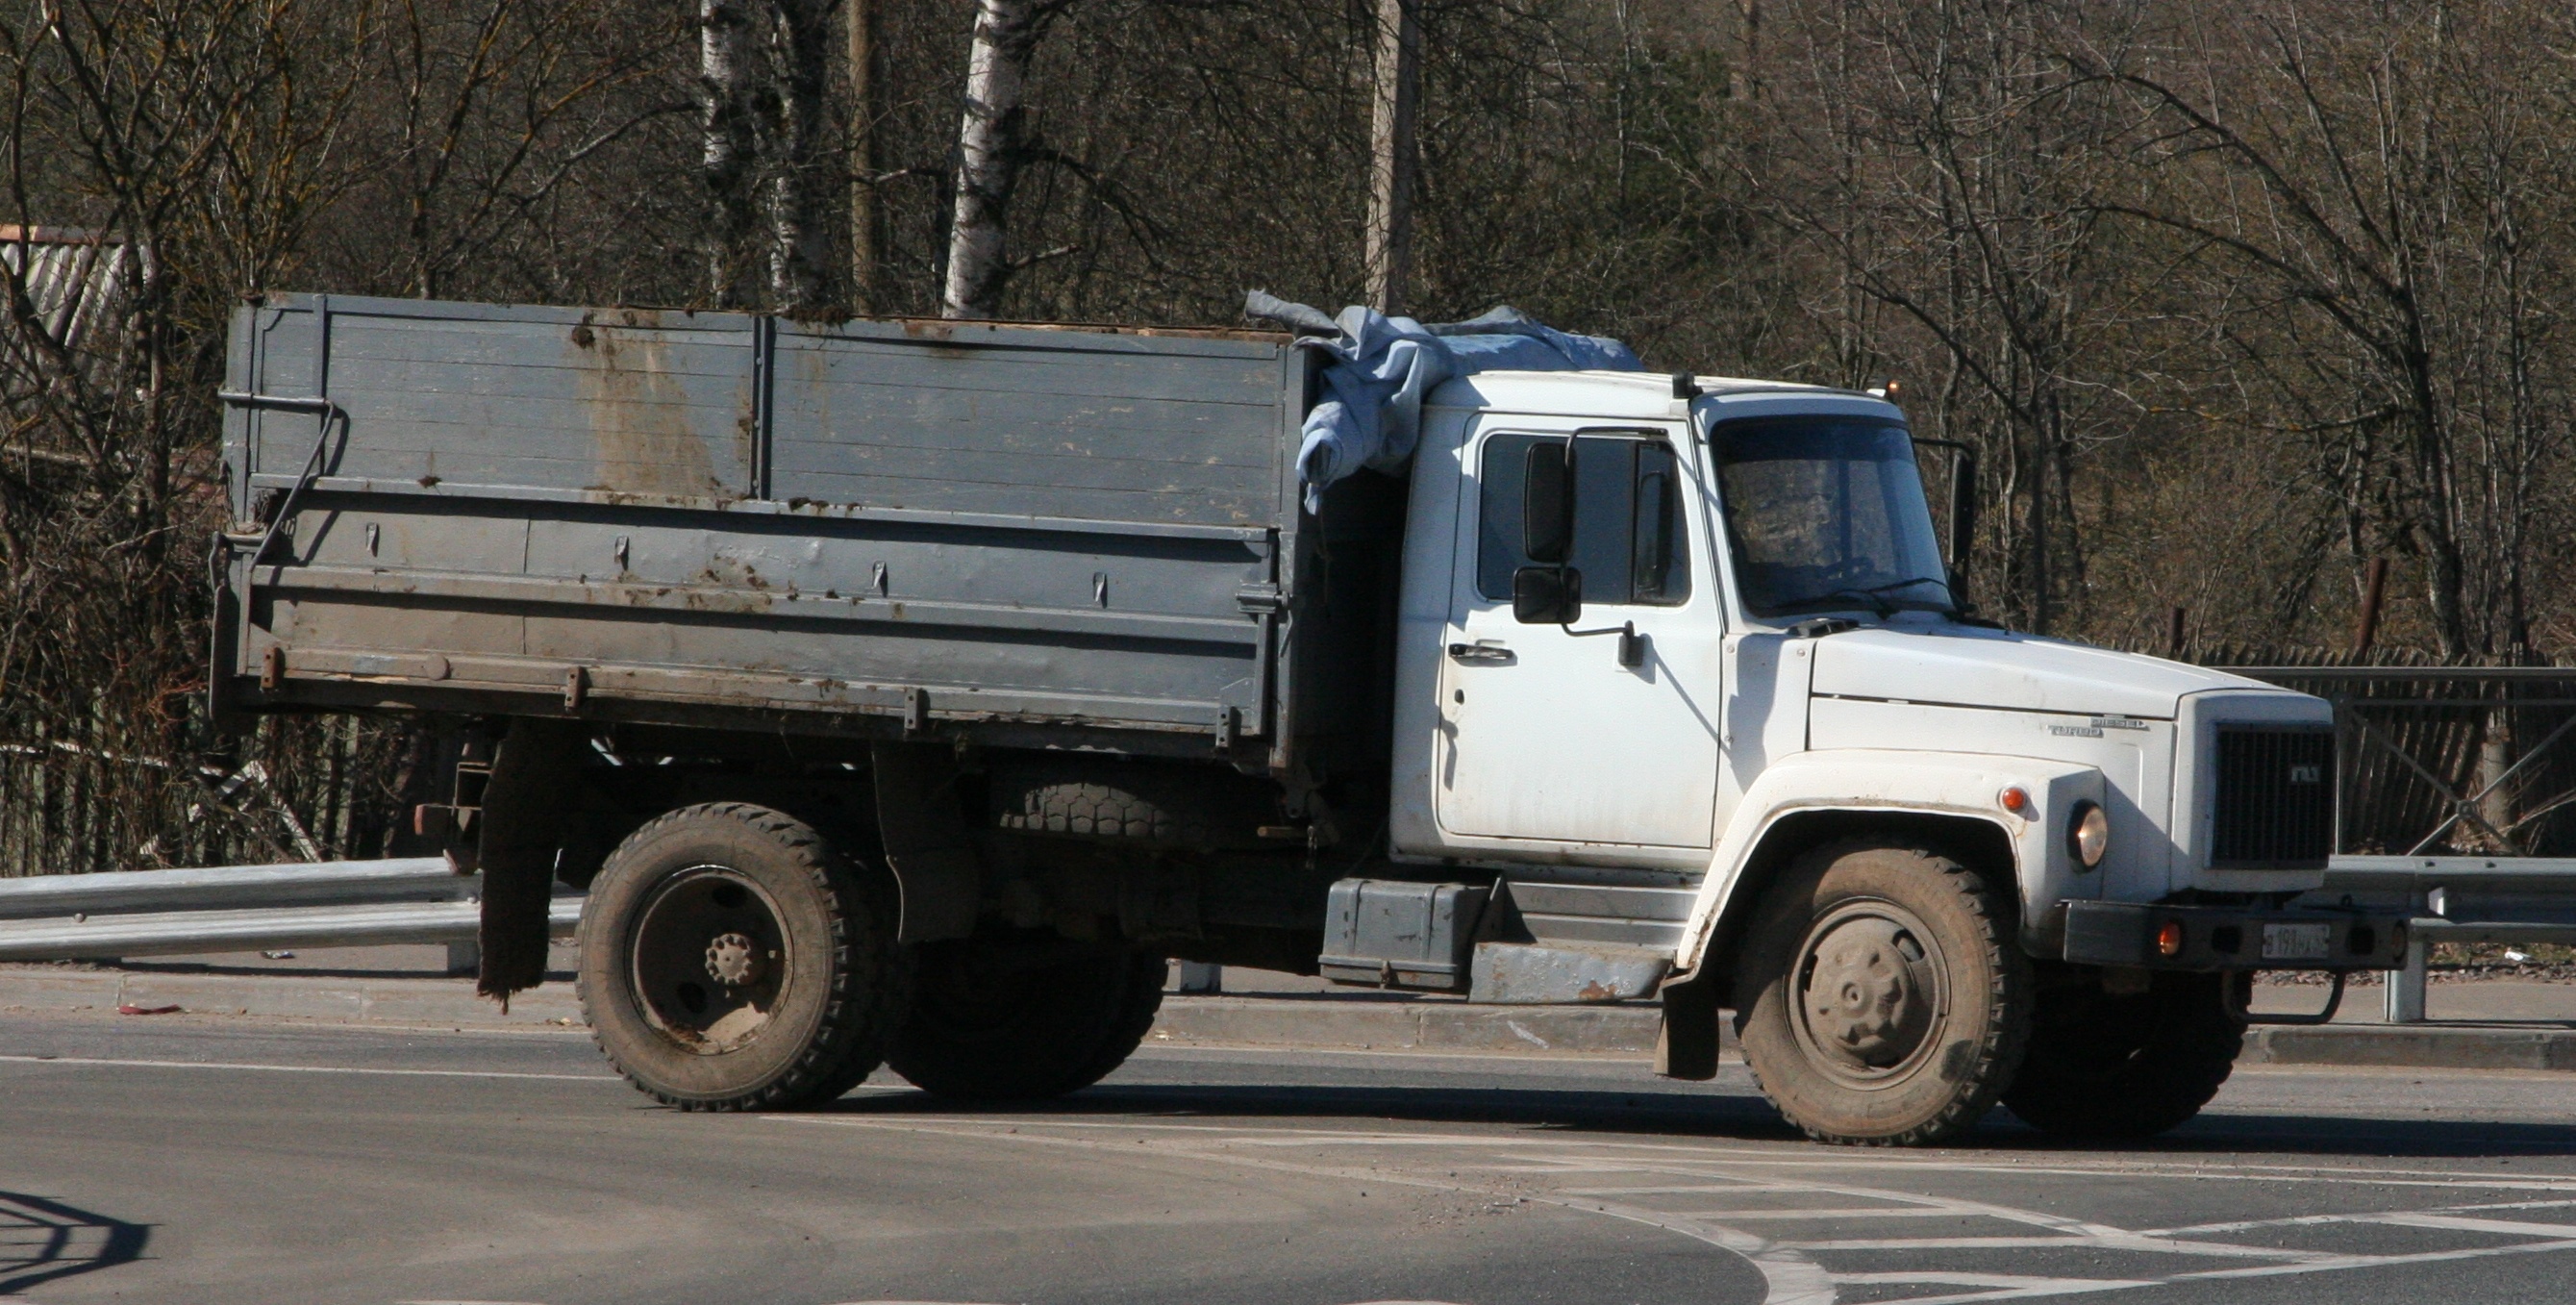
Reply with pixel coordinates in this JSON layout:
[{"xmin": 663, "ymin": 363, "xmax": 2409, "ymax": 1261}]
[
  {"xmin": 1788, "ymin": 897, "xmax": 1950, "ymax": 1090},
  {"xmin": 627, "ymin": 866, "xmax": 791, "ymax": 1053}
]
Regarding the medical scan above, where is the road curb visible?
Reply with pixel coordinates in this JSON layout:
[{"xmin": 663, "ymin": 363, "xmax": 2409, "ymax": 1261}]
[
  {"xmin": 2240, "ymin": 1022, "xmax": 2576, "ymax": 1073},
  {"xmin": 0, "ymin": 966, "xmax": 585, "ymax": 1027},
  {"xmin": 4, "ymin": 967, "xmax": 2571, "ymax": 1071}
]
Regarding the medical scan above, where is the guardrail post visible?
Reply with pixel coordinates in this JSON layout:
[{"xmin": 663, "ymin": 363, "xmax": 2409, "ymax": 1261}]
[
  {"xmin": 1175, "ymin": 961, "xmax": 1222, "ymax": 994},
  {"xmin": 2386, "ymin": 929, "xmax": 2429, "ymax": 1023},
  {"xmin": 446, "ymin": 940, "xmax": 482, "ymax": 976}
]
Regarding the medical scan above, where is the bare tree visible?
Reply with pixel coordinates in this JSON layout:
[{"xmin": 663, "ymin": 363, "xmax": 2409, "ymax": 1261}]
[
  {"xmin": 2083, "ymin": 0, "xmax": 2575, "ymax": 654},
  {"xmin": 1363, "ymin": 0, "xmax": 1417, "ymax": 313},
  {"xmin": 942, "ymin": 0, "xmax": 1041, "ymax": 318},
  {"xmin": 1746, "ymin": 0, "xmax": 2149, "ymax": 633},
  {"xmin": 389, "ymin": 0, "xmax": 688, "ymax": 301},
  {"xmin": 700, "ymin": 0, "xmax": 762, "ymax": 305}
]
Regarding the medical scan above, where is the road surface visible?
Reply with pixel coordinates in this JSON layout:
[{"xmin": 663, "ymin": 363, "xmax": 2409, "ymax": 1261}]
[{"xmin": 2, "ymin": 1012, "xmax": 2572, "ymax": 1304}]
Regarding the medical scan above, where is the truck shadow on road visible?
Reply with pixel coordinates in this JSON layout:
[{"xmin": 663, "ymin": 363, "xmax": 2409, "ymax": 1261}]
[
  {"xmin": 825, "ymin": 1081, "xmax": 2576, "ymax": 1160},
  {"xmin": 0, "ymin": 1191, "xmax": 148, "ymax": 1294}
]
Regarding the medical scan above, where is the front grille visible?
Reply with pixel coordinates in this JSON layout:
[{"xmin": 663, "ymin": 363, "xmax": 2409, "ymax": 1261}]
[{"xmin": 2210, "ymin": 726, "xmax": 2336, "ymax": 868}]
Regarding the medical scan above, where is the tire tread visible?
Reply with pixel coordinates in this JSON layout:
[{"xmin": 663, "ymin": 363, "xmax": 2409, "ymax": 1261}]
[
  {"xmin": 577, "ymin": 801, "xmax": 909, "ymax": 1113},
  {"xmin": 1736, "ymin": 838, "xmax": 2032, "ymax": 1147}
]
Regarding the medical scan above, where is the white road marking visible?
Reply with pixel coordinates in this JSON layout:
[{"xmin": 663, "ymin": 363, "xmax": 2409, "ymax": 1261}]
[
  {"xmin": 777, "ymin": 1113, "xmax": 2576, "ymax": 1305},
  {"xmin": 0, "ymin": 1053, "xmax": 615, "ymax": 1082}
]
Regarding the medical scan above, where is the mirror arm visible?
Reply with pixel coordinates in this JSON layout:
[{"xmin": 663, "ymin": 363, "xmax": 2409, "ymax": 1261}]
[{"xmin": 1563, "ymin": 618, "xmax": 1645, "ymax": 669}]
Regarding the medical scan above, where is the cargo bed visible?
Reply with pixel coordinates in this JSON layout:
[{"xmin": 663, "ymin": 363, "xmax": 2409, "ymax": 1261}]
[{"xmin": 212, "ymin": 294, "xmax": 1389, "ymax": 768}]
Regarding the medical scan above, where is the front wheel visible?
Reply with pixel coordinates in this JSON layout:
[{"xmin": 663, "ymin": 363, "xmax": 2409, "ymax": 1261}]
[
  {"xmin": 1734, "ymin": 840, "xmax": 2031, "ymax": 1146},
  {"xmin": 578, "ymin": 803, "xmax": 911, "ymax": 1112},
  {"xmin": 888, "ymin": 941, "xmax": 1166, "ymax": 1100},
  {"xmin": 2003, "ymin": 970, "xmax": 2241, "ymax": 1139}
]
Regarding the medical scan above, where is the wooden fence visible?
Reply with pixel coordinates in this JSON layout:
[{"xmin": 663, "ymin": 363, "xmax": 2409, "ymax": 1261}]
[{"xmin": 0, "ymin": 707, "xmax": 416, "ymax": 879}]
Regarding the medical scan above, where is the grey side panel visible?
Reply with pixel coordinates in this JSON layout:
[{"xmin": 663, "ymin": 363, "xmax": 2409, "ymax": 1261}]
[
  {"xmin": 768, "ymin": 319, "xmax": 1291, "ymax": 526},
  {"xmin": 220, "ymin": 294, "xmax": 1304, "ymax": 748},
  {"xmin": 243, "ymin": 298, "xmax": 760, "ymax": 497}
]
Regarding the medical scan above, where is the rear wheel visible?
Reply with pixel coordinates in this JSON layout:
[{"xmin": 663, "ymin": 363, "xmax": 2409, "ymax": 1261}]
[
  {"xmin": 2003, "ymin": 970, "xmax": 2241, "ymax": 1139},
  {"xmin": 578, "ymin": 803, "xmax": 910, "ymax": 1111},
  {"xmin": 1734, "ymin": 840, "xmax": 2031, "ymax": 1146},
  {"xmin": 888, "ymin": 941, "xmax": 1166, "ymax": 1100}
]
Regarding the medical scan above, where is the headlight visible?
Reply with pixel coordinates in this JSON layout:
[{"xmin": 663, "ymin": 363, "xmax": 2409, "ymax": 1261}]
[{"xmin": 2068, "ymin": 800, "xmax": 2110, "ymax": 869}]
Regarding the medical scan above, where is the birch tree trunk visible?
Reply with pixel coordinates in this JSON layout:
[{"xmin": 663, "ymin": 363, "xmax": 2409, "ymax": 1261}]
[
  {"xmin": 943, "ymin": 0, "xmax": 1038, "ymax": 319},
  {"xmin": 700, "ymin": 0, "xmax": 761, "ymax": 307},
  {"xmin": 765, "ymin": 0, "xmax": 834, "ymax": 313}
]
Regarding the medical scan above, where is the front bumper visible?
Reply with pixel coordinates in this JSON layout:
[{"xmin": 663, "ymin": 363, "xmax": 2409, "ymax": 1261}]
[{"xmin": 2062, "ymin": 900, "xmax": 2409, "ymax": 971}]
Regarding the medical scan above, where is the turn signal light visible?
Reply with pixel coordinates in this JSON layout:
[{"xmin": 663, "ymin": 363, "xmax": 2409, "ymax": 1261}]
[
  {"xmin": 2155, "ymin": 919, "xmax": 2187, "ymax": 958},
  {"xmin": 1998, "ymin": 786, "xmax": 2032, "ymax": 816}
]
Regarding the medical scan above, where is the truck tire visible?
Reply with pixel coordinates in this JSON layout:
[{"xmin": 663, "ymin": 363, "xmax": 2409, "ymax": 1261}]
[
  {"xmin": 1733, "ymin": 840, "xmax": 2031, "ymax": 1146},
  {"xmin": 578, "ymin": 802, "xmax": 911, "ymax": 1112},
  {"xmin": 988, "ymin": 760, "xmax": 1271, "ymax": 850},
  {"xmin": 2003, "ymin": 971, "xmax": 2241, "ymax": 1139},
  {"xmin": 887, "ymin": 942, "xmax": 1166, "ymax": 1100}
]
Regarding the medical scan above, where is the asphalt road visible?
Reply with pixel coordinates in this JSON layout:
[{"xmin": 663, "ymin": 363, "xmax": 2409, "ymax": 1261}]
[{"xmin": 2, "ymin": 1014, "xmax": 2574, "ymax": 1305}]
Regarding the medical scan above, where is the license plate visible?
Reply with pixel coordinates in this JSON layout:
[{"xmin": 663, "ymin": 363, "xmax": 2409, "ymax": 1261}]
[{"xmin": 2262, "ymin": 922, "xmax": 2333, "ymax": 961}]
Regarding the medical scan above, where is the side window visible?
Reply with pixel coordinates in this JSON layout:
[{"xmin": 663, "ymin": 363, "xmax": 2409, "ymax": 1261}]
[
  {"xmin": 1477, "ymin": 433, "xmax": 1542, "ymax": 599},
  {"xmin": 1632, "ymin": 442, "xmax": 1688, "ymax": 604},
  {"xmin": 1476, "ymin": 433, "xmax": 1691, "ymax": 606}
]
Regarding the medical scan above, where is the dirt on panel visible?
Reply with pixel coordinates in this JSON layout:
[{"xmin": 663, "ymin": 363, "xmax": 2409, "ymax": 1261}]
[{"xmin": 568, "ymin": 311, "xmax": 724, "ymax": 498}]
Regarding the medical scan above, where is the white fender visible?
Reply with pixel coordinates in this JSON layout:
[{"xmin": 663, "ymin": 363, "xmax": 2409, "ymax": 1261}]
[{"xmin": 1670, "ymin": 749, "xmax": 2106, "ymax": 980}]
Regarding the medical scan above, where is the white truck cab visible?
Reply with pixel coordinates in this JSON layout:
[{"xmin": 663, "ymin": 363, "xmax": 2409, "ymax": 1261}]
[{"xmin": 1341, "ymin": 368, "xmax": 2403, "ymax": 1143}]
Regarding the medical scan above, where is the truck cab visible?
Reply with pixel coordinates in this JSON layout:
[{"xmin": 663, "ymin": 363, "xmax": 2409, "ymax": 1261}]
[{"xmin": 1337, "ymin": 369, "xmax": 2401, "ymax": 1142}]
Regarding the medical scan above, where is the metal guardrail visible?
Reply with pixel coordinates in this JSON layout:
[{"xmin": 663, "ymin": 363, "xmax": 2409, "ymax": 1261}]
[
  {"xmin": 0, "ymin": 858, "xmax": 581, "ymax": 964},
  {"xmin": 2314, "ymin": 855, "xmax": 2576, "ymax": 1023},
  {"xmin": 0, "ymin": 857, "xmax": 460, "ymax": 918}
]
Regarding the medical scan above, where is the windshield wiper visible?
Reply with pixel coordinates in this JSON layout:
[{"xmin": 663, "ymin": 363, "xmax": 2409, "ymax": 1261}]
[
  {"xmin": 1776, "ymin": 576, "xmax": 1956, "ymax": 619},
  {"xmin": 1860, "ymin": 575, "xmax": 1955, "ymax": 606}
]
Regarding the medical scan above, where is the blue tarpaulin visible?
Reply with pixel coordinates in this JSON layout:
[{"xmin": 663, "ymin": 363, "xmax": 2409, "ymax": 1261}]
[{"xmin": 1244, "ymin": 290, "xmax": 1644, "ymax": 513}]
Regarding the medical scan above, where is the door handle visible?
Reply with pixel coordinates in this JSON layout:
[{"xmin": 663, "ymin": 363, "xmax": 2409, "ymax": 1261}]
[{"xmin": 1447, "ymin": 641, "xmax": 1515, "ymax": 665}]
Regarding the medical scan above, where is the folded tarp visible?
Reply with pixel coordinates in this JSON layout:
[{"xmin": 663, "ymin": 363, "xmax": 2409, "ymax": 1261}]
[{"xmin": 1244, "ymin": 290, "xmax": 1644, "ymax": 513}]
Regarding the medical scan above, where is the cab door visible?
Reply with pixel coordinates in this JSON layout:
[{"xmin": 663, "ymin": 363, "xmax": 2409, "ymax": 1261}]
[{"xmin": 1434, "ymin": 423, "xmax": 1724, "ymax": 848}]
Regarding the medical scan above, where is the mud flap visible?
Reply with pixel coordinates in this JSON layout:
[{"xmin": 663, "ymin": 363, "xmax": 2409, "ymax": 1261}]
[
  {"xmin": 475, "ymin": 719, "xmax": 589, "ymax": 1001},
  {"xmin": 869, "ymin": 741, "xmax": 982, "ymax": 942},
  {"xmin": 1656, "ymin": 972, "xmax": 1722, "ymax": 1081}
]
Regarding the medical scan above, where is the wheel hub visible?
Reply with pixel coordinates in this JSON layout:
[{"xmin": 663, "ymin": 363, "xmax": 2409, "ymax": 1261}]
[
  {"xmin": 1803, "ymin": 921, "xmax": 1926, "ymax": 1060},
  {"xmin": 705, "ymin": 932, "xmax": 764, "ymax": 988},
  {"xmin": 628, "ymin": 866, "xmax": 787, "ymax": 1051},
  {"xmin": 1797, "ymin": 909, "xmax": 1938, "ymax": 1074}
]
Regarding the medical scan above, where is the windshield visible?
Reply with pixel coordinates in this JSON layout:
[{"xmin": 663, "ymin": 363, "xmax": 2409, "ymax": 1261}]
[{"xmin": 1711, "ymin": 415, "xmax": 1953, "ymax": 618}]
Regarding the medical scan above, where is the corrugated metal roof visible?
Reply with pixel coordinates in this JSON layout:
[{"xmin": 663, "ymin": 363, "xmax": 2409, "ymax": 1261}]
[{"xmin": 0, "ymin": 225, "xmax": 133, "ymax": 358}]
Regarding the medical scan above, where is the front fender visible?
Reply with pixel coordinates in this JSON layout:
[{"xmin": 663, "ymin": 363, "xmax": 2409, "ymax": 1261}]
[{"xmin": 1671, "ymin": 749, "xmax": 2105, "ymax": 980}]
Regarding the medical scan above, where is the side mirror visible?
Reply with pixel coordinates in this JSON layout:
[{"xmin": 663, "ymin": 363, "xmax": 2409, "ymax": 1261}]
[
  {"xmin": 1522, "ymin": 440, "xmax": 1572, "ymax": 565},
  {"xmin": 1513, "ymin": 565, "xmax": 1583, "ymax": 625}
]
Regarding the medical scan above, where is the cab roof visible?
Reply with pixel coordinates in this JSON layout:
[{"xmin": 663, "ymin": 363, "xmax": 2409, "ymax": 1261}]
[{"xmin": 1426, "ymin": 369, "xmax": 1905, "ymax": 423}]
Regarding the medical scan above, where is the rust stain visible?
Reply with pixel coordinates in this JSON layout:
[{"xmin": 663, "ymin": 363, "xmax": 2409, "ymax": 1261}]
[{"xmin": 569, "ymin": 313, "xmax": 722, "ymax": 497}]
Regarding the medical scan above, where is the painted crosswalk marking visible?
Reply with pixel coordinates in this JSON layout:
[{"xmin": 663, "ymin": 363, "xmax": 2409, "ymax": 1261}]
[{"xmin": 775, "ymin": 1114, "xmax": 2576, "ymax": 1305}]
